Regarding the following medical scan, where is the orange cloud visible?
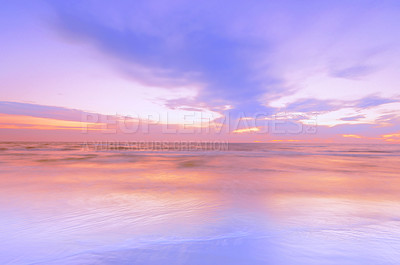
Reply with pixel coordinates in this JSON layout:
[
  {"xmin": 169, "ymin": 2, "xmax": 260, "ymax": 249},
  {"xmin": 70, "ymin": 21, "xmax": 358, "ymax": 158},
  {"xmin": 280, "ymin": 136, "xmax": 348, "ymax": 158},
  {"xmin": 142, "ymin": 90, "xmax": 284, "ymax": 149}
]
[
  {"xmin": 239, "ymin": 117, "xmax": 254, "ymax": 121},
  {"xmin": 382, "ymin": 133, "xmax": 400, "ymax": 138},
  {"xmin": 342, "ymin": 134, "xmax": 362, "ymax": 138},
  {"xmin": 0, "ymin": 114, "xmax": 103, "ymax": 131},
  {"xmin": 381, "ymin": 132, "xmax": 400, "ymax": 142},
  {"xmin": 232, "ymin": 127, "xmax": 260, "ymax": 133},
  {"xmin": 270, "ymin": 139, "xmax": 300, "ymax": 142}
]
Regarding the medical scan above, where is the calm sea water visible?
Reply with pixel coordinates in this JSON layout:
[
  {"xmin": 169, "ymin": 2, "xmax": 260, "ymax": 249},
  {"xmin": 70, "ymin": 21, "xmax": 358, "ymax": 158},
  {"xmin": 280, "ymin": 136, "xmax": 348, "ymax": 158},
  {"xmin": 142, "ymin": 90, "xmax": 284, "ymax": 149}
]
[{"xmin": 1, "ymin": 142, "xmax": 400, "ymax": 265}]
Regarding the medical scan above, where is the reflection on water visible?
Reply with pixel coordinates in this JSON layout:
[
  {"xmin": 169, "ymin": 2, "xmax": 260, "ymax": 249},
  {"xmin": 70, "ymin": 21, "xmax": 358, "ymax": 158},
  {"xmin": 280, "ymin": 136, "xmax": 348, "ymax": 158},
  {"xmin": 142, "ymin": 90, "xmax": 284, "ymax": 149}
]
[{"xmin": 0, "ymin": 142, "xmax": 400, "ymax": 264}]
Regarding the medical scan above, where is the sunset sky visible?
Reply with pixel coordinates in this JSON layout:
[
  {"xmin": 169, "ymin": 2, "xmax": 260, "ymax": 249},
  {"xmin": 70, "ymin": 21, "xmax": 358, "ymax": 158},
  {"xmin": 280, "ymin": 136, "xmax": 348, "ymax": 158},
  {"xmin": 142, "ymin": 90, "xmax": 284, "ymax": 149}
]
[{"xmin": 1, "ymin": 0, "xmax": 400, "ymax": 142}]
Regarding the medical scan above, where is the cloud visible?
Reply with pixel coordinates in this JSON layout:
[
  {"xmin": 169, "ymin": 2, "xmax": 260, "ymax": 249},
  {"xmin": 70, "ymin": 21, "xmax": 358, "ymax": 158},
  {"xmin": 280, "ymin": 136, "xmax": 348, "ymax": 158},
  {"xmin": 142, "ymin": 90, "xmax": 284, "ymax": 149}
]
[
  {"xmin": 330, "ymin": 65, "xmax": 376, "ymax": 80},
  {"xmin": 340, "ymin": 115, "xmax": 365, "ymax": 121},
  {"xmin": 0, "ymin": 101, "xmax": 98, "ymax": 122},
  {"xmin": 0, "ymin": 113, "xmax": 104, "ymax": 131},
  {"xmin": 342, "ymin": 134, "xmax": 362, "ymax": 138},
  {"xmin": 47, "ymin": 0, "xmax": 271, "ymax": 113},
  {"xmin": 382, "ymin": 132, "xmax": 400, "ymax": 142},
  {"xmin": 282, "ymin": 95, "xmax": 400, "ymax": 114},
  {"xmin": 354, "ymin": 95, "xmax": 397, "ymax": 108},
  {"xmin": 285, "ymin": 98, "xmax": 341, "ymax": 112},
  {"xmin": 48, "ymin": 1, "xmax": 400, "ymax": 108}
]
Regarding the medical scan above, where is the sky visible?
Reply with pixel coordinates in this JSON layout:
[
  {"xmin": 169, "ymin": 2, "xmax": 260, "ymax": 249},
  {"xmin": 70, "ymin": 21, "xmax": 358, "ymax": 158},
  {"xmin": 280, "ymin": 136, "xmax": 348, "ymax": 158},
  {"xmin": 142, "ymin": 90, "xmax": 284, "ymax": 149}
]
[{"xmin": 1, "ymin": 0, "xmax": 400, "ymax": 142}]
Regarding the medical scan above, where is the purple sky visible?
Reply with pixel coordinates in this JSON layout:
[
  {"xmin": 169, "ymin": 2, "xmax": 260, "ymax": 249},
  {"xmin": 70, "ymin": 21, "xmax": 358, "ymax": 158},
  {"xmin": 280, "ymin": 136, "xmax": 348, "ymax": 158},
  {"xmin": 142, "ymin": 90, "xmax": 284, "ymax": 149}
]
[{"xmin": 1, "ymin": 0, "xmax": 400, "ymax": 142}]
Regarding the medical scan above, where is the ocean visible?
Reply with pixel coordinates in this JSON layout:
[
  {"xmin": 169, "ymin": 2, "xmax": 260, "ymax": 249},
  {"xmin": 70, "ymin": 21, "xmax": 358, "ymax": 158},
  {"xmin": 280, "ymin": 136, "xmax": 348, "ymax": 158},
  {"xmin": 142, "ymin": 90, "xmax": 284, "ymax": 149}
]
[{"xmin": 0, "ymin": 142, "xmax": 400, "ymax": 265}]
